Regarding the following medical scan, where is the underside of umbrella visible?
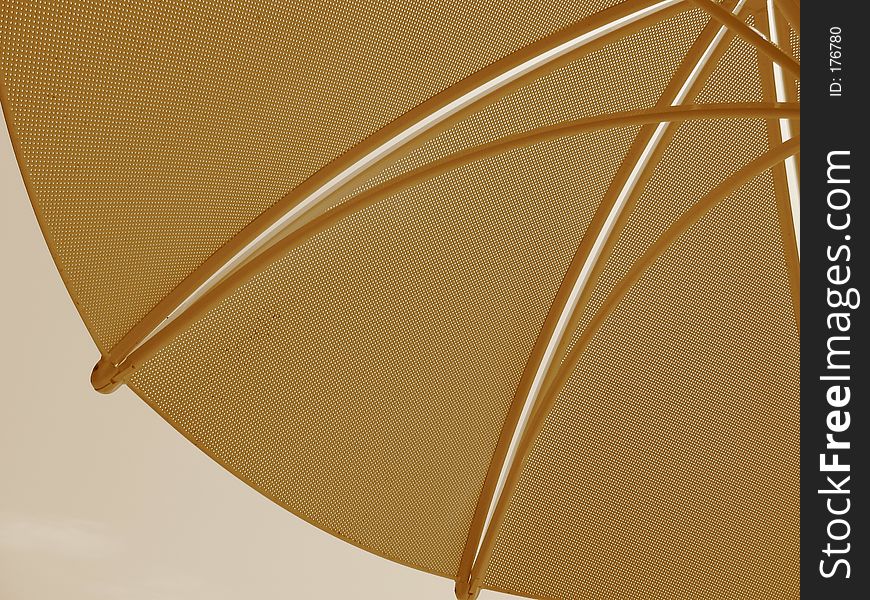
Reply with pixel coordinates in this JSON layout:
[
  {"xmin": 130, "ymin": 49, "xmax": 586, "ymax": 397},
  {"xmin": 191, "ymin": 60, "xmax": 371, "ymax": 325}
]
[{"xmin": 1, "ymin": 0, "xmax": 800, "ymax": 598}]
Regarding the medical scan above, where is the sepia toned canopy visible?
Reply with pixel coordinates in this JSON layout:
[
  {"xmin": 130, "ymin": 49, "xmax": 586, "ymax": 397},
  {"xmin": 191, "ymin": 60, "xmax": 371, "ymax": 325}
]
[{"xmin": 1, "ymin": 0, "xmax": 800, "ymax": 598}]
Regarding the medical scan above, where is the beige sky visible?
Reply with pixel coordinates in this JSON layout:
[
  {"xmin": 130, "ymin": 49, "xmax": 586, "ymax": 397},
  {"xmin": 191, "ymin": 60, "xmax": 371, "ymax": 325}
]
[{"xmin": 0, "ymin": 107, "xmax": 518, "ymax": 600}]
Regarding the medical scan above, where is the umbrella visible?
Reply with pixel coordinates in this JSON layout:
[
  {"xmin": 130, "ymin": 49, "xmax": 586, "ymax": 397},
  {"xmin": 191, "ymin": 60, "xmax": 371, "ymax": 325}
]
[{"xmin": 1, "ymin": 0, "xmax": 800, "ymax": 598}]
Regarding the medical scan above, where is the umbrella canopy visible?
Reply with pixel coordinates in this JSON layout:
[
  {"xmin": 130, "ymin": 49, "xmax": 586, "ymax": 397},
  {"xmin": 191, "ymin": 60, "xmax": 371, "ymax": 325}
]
[{"xmin": 1, "ymin": 0, "xmax": 800, "ymax": 598}]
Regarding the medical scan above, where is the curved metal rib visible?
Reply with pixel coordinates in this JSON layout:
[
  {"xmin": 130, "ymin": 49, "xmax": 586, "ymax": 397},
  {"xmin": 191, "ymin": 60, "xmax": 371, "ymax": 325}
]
[
  {"xmin": 772, "ymin": 0, "xmax": 800, "ymax": 34},
  {"xmin": 758, "ymin": 2, "xmax": 800, "ymax": 333},
  {"xmin": 96, "ymin": 0, "xmax": 686, "ymax": 378},
  {"xmin": 768, "ymin": 0, "xmax": 800, "ymax": 182},
  {"xmin": 689, "ymin": 0, "xmax": 800, "ymax": 78},
  {"xmin": 453, "ymin": 2, "xmax": 746, "ymax": 594},
  {"xmin": 533, "ymin": 1, "xmax": 753, "ymax": 400},
  {"xmin": 464, "ymin": 136, "xmax": 801, "ymax": 595},
  {"xmin": 91, "ymin": 103, "xmax": 799, "ymax": 392}
]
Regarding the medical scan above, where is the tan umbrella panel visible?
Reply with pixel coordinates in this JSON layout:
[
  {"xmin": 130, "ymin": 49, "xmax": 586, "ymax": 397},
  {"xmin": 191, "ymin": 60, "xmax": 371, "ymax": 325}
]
[{"xmin": 1, "ymin": 1, "xmax": 801, "ymax": 598}]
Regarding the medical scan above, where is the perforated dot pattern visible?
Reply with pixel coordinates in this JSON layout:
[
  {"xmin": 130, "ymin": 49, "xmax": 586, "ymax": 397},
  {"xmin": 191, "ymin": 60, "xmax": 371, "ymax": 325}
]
[
  {"xmin": 483, "ymin": 171, "xmax": 799, "ymax": 599},
  {"xmin": 129, "ymin": 126, "xmax": 637, "ymax": 577},
  {"xmin": 566, "ymin": 27, "xmax": 771, "ymax": 346},
  {"xmin": 789, "ymin": 25, "xmax": 800, "ymax": 100},
  {"xmin": 0, "ymin": 0, "xmax": 619, "ymax": 350},
  {"xmin": 342, "ymin": 9, "xmax": 709, "ymax": 204},
  {"xmin": 2, "ymin": 1, "xmax": 800, "ymax": 595},
  {"xmin": 695, "ymin": 22, "xmax": 766, "ymax": 104}
]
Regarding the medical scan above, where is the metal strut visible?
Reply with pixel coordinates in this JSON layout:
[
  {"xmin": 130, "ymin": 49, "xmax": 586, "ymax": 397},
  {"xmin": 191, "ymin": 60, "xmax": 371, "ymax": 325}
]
[
  {"xmin": 90, "ymin": 103, "xmax": 798, "ymax": 393},
  {"xmin": 757, "ymin": 1, "xmax": 800, "ymax": 333},
  {"xmin": 462, "ymin": 137, "xmax": 801, "ymax": 597},
  {"xmin": 688, "ymin": 0, "xmax": 799, "ymax": 78},
  {"xmin": 91, "ymin": 0, "xmax": 687, "ymax": 391},
  {"xmin": 453, "ymin": 2, "xmax": 747, "ymax": 593},
  {"xmin": 92, "ymin": 0, "xmax": 804, "ymax": 395}
]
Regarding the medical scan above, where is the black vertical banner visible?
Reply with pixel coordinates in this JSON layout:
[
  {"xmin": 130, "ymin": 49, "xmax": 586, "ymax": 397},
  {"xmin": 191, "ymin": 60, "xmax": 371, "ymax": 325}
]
[{"xmin": 802, "ymin": 2, "xmax": 867, "ymax": 598}]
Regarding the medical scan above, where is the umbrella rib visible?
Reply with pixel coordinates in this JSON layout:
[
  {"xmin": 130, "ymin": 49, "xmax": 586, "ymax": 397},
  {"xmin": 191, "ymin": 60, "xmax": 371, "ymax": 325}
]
[
  {"xmin": 688, "ymin": 0, "xmax": 800, "ymax": 78},
  {"xmin": 464, "ymin": 137, "xmax": 801, "ymax": 596},
  {"xmin": 758, "ymin": 3, "xmax": 801, "ymax": 334},
  {"xmin": 528, "ymin": 0, "xmax": 799, "ymax": 407},
  {"xmin": 90, "ymin": 103, "xmax": 800, "ymax": 394},
  {"xmin": 768, "ymin": 0, "xmax": 801, "ymax": 182},
  {"xmin": 535, "ymin": 11, "xmax": 743, "ymax": 400},
  {"xmin": 94, "ymin": 0, "xmax": 686, "ymax": 374},
  {"xmin": 453, "ymin": 2, "xmax": 748, "ymax": 595}
]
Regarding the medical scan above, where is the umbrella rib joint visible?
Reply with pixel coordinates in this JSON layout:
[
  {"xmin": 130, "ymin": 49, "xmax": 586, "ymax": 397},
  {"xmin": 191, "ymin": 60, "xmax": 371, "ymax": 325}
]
[
  {"xmin": 688, "ymin": 0, "xmax": 799, "ymax": 78},
  {"xmin": 454, "ymin": 2, "xmax": 799, "ymax": 594},
  {"xmin": 2, "ymin": 1, "xmax": 802, "ymax": 596}
]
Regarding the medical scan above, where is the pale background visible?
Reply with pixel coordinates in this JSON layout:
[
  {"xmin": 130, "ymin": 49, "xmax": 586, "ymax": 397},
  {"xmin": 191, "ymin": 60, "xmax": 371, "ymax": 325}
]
[{"xmin": 0, "ymin": 107, "xmax": 518, "ymax": 600}]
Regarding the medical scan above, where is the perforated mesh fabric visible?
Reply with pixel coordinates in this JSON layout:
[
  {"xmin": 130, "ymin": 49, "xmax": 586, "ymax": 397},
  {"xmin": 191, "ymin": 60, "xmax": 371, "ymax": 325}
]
[
  {"xmin": 119, "ymin": 9, "xmax": 715, "ymax": 577},
  {"xmin": 2, "ymin": 0, "xmax": 800, "ymax": 596},
  {"xmin": 341, "ymin": 8, "xmax": 709, "ymax": 203},
  {"xmin": 695, "ymin": 19, "xmax": 766, "ymax": 104},
  {"xmin": 788, "ymin": 24, "xmax": 800, "ymax": 100},
  {"xmin": 482, "ymin": 171, "xmax": 799, "ymax": 599},
  {"xmin": 566, "ymin": 28, "xmax": 770, "ymax": 348},
  {"xmin": 570, "ymin": 117, "xmax": 770, "ymax": 347},
  {"xmin": 480, "ymin": 24, "xmax": 799, "ymax": 596},
  {"xmin": 789, "ymin": 26, "xmax": 799, "ymax": 63},
  {"xmin": 128, "ymin": 126, "xmax": 638, "ymax": 577},
  {"xmin": 0, "ymin": 0, "xmax": 620, "ymax": 350}
]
